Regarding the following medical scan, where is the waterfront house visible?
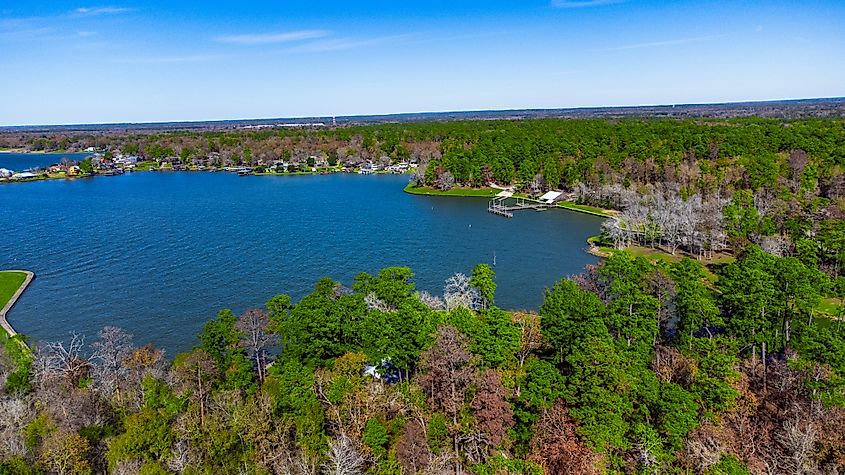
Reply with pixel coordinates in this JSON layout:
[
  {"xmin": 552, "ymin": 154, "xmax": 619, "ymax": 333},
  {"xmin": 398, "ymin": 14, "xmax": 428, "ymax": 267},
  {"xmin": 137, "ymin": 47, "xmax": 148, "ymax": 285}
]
[
  {"xmin": 387, "ymin": 162, "xmax": 411, "ymax": 174},
  {"xmin": 359, "ymin": 162, "xmax": 380, "ymax": 174},
  {"xmin": 0, "ymin": 168, "xmax": 12, "ymax": 178},
  {"xmin": 114, "ymin": 155, "xmax": 139, "ymax": 168}
]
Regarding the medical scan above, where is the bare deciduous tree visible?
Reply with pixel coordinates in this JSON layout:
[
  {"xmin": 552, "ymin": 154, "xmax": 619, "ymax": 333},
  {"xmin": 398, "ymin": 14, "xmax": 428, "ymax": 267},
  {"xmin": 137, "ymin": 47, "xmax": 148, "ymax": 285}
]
[
  {"xmin": 603, "ymin": 190, "xmax": 728, "ymax": 259},
  {"xmin": 443, "ymin": 273, "xmax": 482, "ymax": 311},
  {"xmin": 438, "ymin": 171, "xmax": 455, "ymax": 191},
  {"xmin": 35, "ymin": 333, "xmax": 95, "ymax": 386},
  {"xmin": 418, "ymin": 291, "xmax": 445, "ymax": 311},
  {"xmin": 471, "ymin": 369, "xmax": 513, "ymax": 449},
  {"xmin": 92, "ymin": 326, "xmax": 134, "ymax": 401},
  {"xmin": 419, "ymin": 327, "xmax": 475, "ymax": 423},
  {"xmin": 529, "ymin": 400, "xmax": 598, "ymax": 475},
  {"xmin": 0, "ymin": 397, "xmax": 32, "ymax": 457},
  {"xmin": 236, "ymin": 309, "xmax": 278, "ymax": 382},
  {"xmin": 396, "ymin": 419, "xmax": 431, "ymax": 474},
  {"xmin": 364, "ymin": 292, "xmax": 391, "ymax": 313},
  {"xmin": 410, "ymin": 163, "xmax": 427, "ymax": 186},
  {"xmin": 166, "ymin": 438, "xmax": 191, "ymax": 474},
  {"xmin": 323, "ymin": 435, "xmax": 365, "ymax": 475},
  {"xmin": 778, "ymin": 418, "xmax": 818, "ymax": 475}
]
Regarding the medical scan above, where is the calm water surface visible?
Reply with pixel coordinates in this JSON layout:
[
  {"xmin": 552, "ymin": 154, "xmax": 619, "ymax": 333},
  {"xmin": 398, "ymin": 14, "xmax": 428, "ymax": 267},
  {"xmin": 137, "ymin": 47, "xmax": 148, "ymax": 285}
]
[
  {"xmin": 0, "ymin": 152, "xmax": 90, "ymax": 171},
  {"xmin": 1, "ymin": 172, "xmax": 602, "ymax": 354}
]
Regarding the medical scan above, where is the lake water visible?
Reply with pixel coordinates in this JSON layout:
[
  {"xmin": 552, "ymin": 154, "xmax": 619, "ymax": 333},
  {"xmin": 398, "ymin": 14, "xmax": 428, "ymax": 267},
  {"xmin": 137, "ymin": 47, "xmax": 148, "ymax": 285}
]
[
  {"xmin": 0, "ymin": 152, "xmax": 91, "ymax": 171},
  {"xmin": 1, "ymin": 172, "xmax": 603, "ymax": 354}
]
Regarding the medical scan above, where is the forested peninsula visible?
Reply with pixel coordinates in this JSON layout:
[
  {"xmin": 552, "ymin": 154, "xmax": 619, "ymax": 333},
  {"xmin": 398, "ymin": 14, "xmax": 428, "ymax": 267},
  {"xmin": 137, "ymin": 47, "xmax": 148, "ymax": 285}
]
[{"xmin": 1, "ymin": 255, "xmax": 844, "ymax": 474}]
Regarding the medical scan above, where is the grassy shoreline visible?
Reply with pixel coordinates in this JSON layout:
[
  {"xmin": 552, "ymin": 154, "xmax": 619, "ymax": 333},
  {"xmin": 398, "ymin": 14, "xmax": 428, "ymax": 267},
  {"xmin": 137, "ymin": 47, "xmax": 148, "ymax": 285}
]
[
  {"xmin": 0, "ymin": 271, "xmax": 27, "ymax": 311},
  {"xmin": 404, "ymin": 183, "xmax": 616, "ymax": 217},
  {"xmin": 0, "ymin": 270, "xmax": 35, "ymax": 354},
  {"xmin": 554, "ymin": 201, "xmax": 614, "ymax": 218},
  {"xmin": 403, "ymin": 183, "xmax": 500, "ymax": 197}
]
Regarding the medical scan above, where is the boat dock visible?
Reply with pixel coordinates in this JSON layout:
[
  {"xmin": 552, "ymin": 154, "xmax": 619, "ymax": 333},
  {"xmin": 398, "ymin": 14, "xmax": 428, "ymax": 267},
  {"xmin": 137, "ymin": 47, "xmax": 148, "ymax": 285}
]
[{"xmin": 487, "ymin": 197, "xmax": 549, "ymax": 218}]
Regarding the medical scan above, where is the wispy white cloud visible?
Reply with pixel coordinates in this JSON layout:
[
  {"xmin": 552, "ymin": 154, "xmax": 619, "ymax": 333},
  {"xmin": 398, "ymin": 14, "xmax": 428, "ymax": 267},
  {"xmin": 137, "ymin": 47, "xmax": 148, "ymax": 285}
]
[
  {"xmin": 551, "ymin": 0, "xmax": 624, "ymax": 8},
  {"xmin": 74, "ymin": 6, "xmax": 134, "ymax": 16},
  {"xmin": 216, "ymin": 30, "xmax": 328, "ymax": 45},
  {"xmin": 77, "ymin": 30, "xmax": 98, "ymax": 37},
  {"xmin": 597, "ymin": 34, "xmax": 728, "ymax": 51},
  {"xmin": 0, "ymin": 25, "xmax": 55, "ymax": 41},
  {"xmin": 113, "ymin": 54, "xmax": 219, "ymax": 65},
  {"xmin": 285, "ymin": 34, "xmax": 414, "ymax": 53}
]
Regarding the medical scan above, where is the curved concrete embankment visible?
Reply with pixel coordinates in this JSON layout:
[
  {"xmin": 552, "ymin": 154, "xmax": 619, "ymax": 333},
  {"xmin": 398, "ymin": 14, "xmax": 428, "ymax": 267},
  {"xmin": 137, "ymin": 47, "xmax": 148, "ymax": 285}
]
[{"xmin": 0, "ymin": 270, "xmax": 34, "ymax": 338}]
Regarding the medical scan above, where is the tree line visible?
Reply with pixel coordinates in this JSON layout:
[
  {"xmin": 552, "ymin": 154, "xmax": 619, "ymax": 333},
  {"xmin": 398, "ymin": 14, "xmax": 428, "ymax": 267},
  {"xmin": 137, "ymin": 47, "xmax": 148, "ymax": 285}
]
[{"xmin": 0, "ymin": 251, "xmax": 843, "ymax": 474}]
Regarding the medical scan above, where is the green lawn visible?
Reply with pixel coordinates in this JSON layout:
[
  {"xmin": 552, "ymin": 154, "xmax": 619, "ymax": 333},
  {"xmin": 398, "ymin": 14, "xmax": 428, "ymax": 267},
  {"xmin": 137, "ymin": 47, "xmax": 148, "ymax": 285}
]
[
  {"xmin": 134, "ymin": 161, "xmax": 158, "ymax": 171},
  {"xmin": 0, "ymin": 271, "xmax": 27, "ymax": 310},
  {"xmin": 555, "ymin": 201, "xmax": 614, "ymax": 217},
  {"xmin": 403, "ymin": 183, "xmax": 500, "ymax": 197}
]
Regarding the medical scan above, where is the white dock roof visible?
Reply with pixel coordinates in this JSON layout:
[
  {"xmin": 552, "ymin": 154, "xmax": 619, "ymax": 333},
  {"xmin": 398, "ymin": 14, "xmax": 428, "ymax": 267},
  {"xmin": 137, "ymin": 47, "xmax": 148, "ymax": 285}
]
[{"xmin": 538, "ymin": 191, "xmax": 563, "ymax": 202}]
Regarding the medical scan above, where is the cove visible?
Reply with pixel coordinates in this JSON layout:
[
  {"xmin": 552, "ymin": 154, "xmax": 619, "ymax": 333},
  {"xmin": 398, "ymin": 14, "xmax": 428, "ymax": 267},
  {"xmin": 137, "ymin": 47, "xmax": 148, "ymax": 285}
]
[{"xmin": 1, "ymin": 172, "xmax": 603, "ymax": 353}]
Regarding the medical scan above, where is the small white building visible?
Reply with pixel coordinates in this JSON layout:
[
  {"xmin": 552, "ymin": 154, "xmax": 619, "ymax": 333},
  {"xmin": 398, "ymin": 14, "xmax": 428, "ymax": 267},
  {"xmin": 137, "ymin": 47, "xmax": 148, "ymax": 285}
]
[
  {"xmin": 0, "ymin": 168, "xmax": 13, "ymax": 178},
  {"xmin": 538, "ymin": 191, "xmax": 563, "ymax": 204}
]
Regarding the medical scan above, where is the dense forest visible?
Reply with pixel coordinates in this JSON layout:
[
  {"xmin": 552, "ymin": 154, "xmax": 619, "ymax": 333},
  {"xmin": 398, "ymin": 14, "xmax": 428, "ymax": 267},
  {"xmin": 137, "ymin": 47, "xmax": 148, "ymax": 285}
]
[{"xmin": 1, "ymin": 254, "xmax": 844, "ymax": 474}]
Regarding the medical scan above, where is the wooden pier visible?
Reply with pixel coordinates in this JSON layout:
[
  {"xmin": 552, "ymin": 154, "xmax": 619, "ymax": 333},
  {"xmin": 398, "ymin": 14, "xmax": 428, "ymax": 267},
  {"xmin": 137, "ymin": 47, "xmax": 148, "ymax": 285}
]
[
  {"xmin": 487, "ymin": 197, "xmax": 549, "ymax": 218},
  {"xmin": 488, "ymin": 198, "xmax": 513, "ymax": 217}
]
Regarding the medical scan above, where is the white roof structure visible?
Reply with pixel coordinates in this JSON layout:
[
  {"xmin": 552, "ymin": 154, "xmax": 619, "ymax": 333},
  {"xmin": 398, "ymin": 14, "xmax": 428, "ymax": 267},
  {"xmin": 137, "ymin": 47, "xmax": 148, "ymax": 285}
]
[
  {"xmin": 496, "ymin": 190, "xmax": 513, "ymax": 198},
  {"xmin": 538, "ymin": 191, "xmax": 563, "ymax": 203}
]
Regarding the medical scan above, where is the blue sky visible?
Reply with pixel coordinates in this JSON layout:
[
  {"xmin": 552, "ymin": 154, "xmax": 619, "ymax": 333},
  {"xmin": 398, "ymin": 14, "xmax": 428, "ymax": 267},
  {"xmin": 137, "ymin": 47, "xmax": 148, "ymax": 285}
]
[{"xmin": 1, "ymin": 0, "xmax": 843, "ymax": 125}]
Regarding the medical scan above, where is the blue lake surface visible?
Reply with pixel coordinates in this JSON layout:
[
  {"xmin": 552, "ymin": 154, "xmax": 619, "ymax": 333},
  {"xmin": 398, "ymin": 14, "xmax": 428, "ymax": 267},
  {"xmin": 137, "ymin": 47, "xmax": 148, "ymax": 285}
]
[
  {"xmin": 0, "ymin": 152, "xmax": 91, "ymax": 171},
  {"xmin": 1, "ymin": 172, "xmax": 603, "ymax": 354}
]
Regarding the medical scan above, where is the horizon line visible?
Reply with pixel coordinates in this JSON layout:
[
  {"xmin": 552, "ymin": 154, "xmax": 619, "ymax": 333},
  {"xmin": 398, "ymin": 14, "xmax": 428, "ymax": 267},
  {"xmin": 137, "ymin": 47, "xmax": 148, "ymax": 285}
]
[{"xmin": 3, "ymin": 95, "xmax": 844, "ymax": 129}]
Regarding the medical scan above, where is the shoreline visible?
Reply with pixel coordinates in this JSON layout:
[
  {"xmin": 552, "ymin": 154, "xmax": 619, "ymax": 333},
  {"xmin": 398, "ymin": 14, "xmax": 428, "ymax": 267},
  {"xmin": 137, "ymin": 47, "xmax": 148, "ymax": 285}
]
[
  {"xmin": 3, "ymin": 164, "xmax": 614, "ymax": 217},
  {"xmin": 0, "ymin": 165, "xmax": 407, "ymax": 184},
  {"xmin": 404, "ymin": 183, "xmax": 615, "ymax": 218},
  {"xmin": 0, "ymin": 149, "xmax": 52, "ymax": 154},
  {"xmin": 0, "ymin": 270, "xmax": 34, "ymax": 350}
]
